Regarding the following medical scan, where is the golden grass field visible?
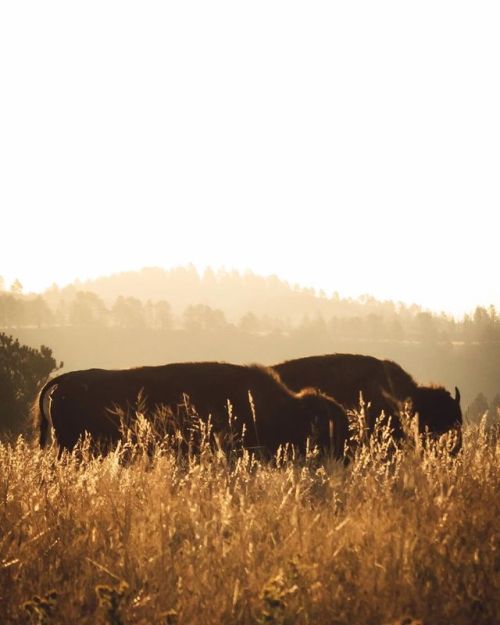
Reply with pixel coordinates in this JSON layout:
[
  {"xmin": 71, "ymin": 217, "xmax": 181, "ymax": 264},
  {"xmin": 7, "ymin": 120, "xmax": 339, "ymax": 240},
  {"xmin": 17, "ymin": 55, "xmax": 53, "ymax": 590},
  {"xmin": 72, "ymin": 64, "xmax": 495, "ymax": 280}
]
[{"xmin": 0, "ymin": 415, "xmax": 498, "ymax": 625}]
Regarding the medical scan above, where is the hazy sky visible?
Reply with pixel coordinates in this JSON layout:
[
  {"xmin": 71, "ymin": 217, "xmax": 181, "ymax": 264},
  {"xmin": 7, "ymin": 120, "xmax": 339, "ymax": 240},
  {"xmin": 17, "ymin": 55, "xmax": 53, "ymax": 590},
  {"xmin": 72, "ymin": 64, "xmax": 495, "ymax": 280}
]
[{"xmin": 1, "ymin": 1, "xmax": 498, "ymax": 317}]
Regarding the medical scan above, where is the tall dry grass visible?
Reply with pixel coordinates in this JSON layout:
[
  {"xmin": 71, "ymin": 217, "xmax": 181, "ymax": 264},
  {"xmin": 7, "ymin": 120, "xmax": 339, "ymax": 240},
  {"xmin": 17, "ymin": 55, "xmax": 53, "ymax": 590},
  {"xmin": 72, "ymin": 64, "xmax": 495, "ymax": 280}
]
[{"xmin": 0, "ymin": 416, "xmax": 498, "ymax": 625}]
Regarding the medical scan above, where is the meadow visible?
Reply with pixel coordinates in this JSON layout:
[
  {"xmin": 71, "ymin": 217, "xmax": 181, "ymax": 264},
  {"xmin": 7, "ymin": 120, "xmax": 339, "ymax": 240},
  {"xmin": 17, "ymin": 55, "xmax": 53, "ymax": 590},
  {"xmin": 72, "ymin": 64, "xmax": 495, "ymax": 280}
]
[{"xmin": 0, "ymin": 416, "xmax": 498, "ymax": 625}]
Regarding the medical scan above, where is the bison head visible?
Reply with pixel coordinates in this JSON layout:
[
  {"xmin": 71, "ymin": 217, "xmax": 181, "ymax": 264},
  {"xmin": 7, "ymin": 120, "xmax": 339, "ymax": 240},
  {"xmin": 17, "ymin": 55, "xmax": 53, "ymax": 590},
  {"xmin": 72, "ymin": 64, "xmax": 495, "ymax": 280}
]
[{"xmin": 406, "ymin": 386, "xmax": 462, "ymax": 454}]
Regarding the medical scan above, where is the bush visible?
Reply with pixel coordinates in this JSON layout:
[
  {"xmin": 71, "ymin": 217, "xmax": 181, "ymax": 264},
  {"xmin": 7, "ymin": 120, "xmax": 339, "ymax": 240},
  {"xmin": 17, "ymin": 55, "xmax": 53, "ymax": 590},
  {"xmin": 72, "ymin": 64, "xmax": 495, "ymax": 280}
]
[{"xmin": 0, "ymin": 332, "xmax": 61, "ymax": 437}]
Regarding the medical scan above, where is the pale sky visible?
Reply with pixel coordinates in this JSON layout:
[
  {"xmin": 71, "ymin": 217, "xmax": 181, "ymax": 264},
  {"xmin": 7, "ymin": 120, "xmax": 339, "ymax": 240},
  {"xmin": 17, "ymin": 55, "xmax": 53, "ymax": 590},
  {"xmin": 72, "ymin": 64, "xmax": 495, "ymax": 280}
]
[{"xmin": 1, "ymin": 1, "xmax": 499, "ymax": 318}]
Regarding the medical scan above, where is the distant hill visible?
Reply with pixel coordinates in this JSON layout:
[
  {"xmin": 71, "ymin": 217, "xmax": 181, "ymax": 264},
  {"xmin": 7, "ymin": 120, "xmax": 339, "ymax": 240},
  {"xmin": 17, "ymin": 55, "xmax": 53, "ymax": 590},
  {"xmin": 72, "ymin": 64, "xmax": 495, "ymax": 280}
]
[{"xmin": 46, "ymin": 265, "xmax": 423, "ymax": 324}]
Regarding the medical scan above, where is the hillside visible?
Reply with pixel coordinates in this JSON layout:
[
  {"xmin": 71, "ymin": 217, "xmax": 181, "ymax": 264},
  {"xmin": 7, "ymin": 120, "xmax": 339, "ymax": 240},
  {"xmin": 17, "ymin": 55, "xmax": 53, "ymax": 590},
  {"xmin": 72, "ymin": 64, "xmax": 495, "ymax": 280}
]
[{"xmin": 45, "ymin": 266, "xmax": 421, "ymax": 323}]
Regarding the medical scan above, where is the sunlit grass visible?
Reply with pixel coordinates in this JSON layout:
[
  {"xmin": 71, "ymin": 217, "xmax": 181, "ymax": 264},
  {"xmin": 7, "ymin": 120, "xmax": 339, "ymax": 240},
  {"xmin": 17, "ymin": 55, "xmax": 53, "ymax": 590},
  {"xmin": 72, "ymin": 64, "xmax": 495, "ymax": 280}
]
[{"xmin": 0, "ymin": 417, "xmax": 498, "ymax": 625}]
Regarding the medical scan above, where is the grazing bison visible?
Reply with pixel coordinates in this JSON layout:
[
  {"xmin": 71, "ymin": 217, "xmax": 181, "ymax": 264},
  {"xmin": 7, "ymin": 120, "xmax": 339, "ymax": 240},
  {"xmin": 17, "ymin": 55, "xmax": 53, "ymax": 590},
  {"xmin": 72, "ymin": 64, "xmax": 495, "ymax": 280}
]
[
  {"xmin": 273, "ymin": 354, "xmax": 462, "ymax": 452},
  {"xmin": 34, "ymin": 361, "xmax": 348, "ymax": 459}
]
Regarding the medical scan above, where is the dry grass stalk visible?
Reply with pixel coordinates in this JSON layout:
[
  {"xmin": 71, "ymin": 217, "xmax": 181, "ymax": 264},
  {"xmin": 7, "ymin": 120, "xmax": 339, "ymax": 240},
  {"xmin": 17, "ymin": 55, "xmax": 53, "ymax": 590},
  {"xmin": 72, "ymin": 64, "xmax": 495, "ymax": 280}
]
[{"xmin": 0, "ymin": 411, "xmax": 498, "ymax": 625}]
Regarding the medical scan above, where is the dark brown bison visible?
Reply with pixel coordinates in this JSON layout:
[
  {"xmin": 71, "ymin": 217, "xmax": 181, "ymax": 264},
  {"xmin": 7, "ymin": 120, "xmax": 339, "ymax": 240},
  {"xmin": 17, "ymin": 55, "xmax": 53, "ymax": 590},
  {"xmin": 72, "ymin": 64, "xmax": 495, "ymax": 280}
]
[
  {"xmin": 273, "ymin": 354, "xmax": 462, "ymax": 452},
  {"xmin": 34, "ymin": 361, "xmax": 348, "ymax": 459}
]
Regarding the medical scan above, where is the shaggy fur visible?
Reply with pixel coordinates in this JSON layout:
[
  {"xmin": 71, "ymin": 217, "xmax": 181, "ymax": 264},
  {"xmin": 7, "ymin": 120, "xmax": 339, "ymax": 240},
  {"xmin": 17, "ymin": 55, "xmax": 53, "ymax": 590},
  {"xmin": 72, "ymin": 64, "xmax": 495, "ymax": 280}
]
[
  {"xmin": 34, "ymin": 362, "xmax": 348, "ymax": 458},
  {"xmin": 274, "ymin": 354, "xmax": 462, "ymax": 449}
]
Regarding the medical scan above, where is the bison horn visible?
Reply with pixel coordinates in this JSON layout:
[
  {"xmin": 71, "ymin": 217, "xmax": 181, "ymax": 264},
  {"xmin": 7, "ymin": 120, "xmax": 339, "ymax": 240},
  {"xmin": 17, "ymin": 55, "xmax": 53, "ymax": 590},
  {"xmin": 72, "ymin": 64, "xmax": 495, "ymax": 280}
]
[{"xmin": 455, "ymin": 386, "xmax": 461, "ymax": 404}]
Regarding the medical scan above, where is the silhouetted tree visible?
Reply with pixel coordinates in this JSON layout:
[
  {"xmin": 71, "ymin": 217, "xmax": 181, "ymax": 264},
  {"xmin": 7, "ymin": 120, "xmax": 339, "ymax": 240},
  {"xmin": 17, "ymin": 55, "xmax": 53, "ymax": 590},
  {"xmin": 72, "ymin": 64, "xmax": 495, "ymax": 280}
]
[
  {"xmin": 0, "ymin": 294, "xmax": 23, "ymax": 327},
  {"xmin": 471, "ymin": 306, "xmax": 499, "ymax": 342},
  {"xmin": 467, "ymin": 392, "xmax": 489, "ymax": 424},
  {"xmin": 240, "ymin": 312, "xmax": 263, "ymax": 333},
  {"xmin": 24, "ymin": 296, "xmax": 55, "ymax": 327},
  {"xmin": 416, "ymin": 312, "xmax": 437, "ymax": 343},
  {"xmin": 111, "ymin": 296, "xmax": 145, "ymax": 328},
  {"xmin": 0, "ymin": 333, "xmax": 62, "ymax": 436},
  {"xmin": 296, "ymin": 314, "xmax": 327, "ymax": 339},
  {"xmin": 182, "ymin": 304, "xmax": 228, "ymax": 332},
  {"xmin": 144, "ymin": 299, "xmax": 173, "ymax": 330},
  {"xmin": 366, "ymin": 314, "xmax": 385, "ymax": 340},
  {"xmin": 69, "ymin": 291, "xmax": 108, "ymax": 326},
  {"xmin": 389, "ymin": 317, "xmax": 404, "ymax": 341}
]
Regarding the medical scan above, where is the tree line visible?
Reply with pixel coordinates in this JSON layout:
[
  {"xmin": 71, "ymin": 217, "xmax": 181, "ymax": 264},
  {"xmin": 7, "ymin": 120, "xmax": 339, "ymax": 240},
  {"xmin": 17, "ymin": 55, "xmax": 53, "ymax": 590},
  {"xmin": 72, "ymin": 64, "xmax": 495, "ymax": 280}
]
[{"xmin": 1, "ymin": 288, "xmax": 500, "ymax": 345}]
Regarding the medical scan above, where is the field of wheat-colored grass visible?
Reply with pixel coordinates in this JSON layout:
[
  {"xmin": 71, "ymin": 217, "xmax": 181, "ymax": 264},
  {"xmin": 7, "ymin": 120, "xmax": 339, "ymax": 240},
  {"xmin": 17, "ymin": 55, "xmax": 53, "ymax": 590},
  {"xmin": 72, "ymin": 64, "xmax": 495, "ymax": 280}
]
[{"xmin": 0, "ymin": 416, "xmax": 498, "ymax": 625}]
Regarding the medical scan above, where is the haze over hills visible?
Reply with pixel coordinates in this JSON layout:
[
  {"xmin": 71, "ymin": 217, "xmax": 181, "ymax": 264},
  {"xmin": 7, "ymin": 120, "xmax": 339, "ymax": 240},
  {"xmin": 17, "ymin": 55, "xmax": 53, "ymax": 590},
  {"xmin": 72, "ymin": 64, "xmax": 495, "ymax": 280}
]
[
  {"xmin": 4, "ymin": 263, "xmax": 497, "ymax": 321},
  {"xmin": 42, "ymin": 265, "xmax": 430, "ymax": 324}
]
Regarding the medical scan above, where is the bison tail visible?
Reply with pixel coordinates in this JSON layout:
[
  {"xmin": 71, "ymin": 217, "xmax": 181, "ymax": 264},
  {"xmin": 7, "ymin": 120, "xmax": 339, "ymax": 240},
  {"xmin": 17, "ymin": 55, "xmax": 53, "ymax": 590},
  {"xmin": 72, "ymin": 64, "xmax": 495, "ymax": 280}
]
[
  {"xmin": 33, "ymin": 380, "xmax": 57, "ymax": 448},
  {"xmin": 39, "ymin": 394, "xmax": 49, "ymax": 448}
]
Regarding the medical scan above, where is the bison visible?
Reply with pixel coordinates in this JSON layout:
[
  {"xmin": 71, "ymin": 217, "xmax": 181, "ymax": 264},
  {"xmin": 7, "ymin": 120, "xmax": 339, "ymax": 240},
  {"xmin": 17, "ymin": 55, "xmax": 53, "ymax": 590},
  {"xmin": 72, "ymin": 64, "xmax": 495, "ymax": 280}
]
[
  {"xmin": 34, "ymin": 361, "xmax": 349, "ymax": 459},
  {"xmin": 273, "ymin": 354, "xmax": 462, "ymax": 452}
]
